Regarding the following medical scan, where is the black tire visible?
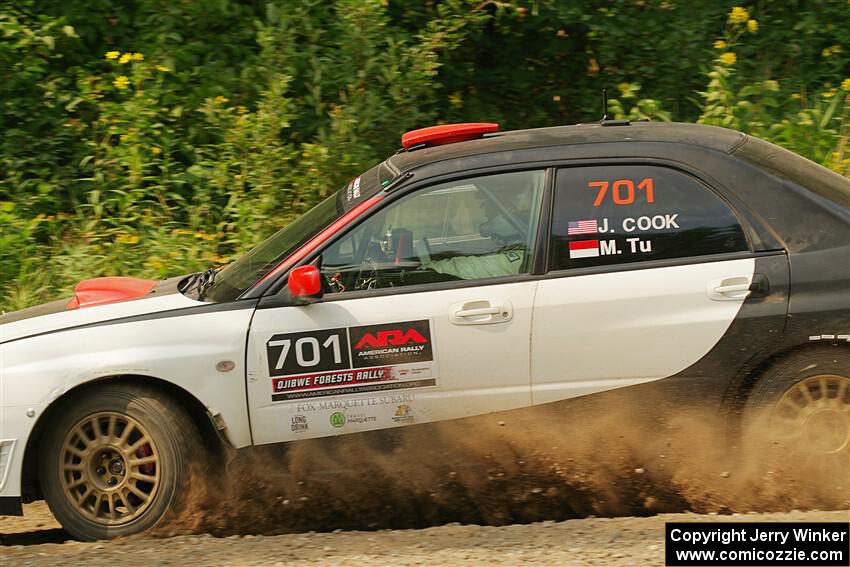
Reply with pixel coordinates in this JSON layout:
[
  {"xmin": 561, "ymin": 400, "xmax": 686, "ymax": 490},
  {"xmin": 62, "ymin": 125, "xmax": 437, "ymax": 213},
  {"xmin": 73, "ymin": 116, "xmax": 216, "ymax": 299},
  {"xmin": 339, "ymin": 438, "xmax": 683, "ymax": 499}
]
[
  {"xmin": 39, "ymin": 383, "xmax": 204, "ymax": 540},
  {"xmin": 744, "ymin": 346, "xmax": 850, "ymax": 457}
]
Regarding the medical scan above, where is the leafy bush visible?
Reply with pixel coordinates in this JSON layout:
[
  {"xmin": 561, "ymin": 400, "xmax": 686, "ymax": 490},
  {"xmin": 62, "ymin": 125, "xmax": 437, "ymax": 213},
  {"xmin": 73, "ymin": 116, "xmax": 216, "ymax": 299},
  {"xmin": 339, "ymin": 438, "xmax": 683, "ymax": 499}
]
[{"xmin": 1, "ymin": 1, "xmax": 847, "ymax": 312}]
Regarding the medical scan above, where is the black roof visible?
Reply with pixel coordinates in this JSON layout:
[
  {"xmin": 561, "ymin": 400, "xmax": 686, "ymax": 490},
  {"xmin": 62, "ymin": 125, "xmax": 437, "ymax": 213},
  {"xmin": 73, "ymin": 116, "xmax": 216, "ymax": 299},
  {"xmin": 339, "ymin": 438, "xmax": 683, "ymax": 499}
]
[{"xmin": 387, "ymin": 122, "xmax": 745, "ymax": 172}]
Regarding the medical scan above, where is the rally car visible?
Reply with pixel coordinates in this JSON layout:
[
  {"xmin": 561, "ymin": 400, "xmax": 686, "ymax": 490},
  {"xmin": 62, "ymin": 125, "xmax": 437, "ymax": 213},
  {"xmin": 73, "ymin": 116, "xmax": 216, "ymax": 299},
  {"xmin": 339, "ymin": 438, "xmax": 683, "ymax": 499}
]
[{"xmin": 1, "ymin": 121, "xmax": 848, "ymax": 540}]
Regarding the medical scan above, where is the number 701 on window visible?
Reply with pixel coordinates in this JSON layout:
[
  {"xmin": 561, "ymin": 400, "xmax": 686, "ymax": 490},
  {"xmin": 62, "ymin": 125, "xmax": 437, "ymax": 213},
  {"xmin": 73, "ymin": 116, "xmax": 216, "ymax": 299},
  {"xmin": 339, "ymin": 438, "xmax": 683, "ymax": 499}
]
[{"xmin": 589, "ymin": 178, "xmax": 654, "ymax": 206}]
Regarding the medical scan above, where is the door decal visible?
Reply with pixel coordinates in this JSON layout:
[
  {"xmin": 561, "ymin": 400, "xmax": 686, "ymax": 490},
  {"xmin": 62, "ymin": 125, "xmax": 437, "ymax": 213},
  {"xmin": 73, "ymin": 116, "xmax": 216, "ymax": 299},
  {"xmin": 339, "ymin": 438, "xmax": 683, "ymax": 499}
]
[{"xmin": 268, "ymin": 319, "xmax": 437, "ymax": 401}]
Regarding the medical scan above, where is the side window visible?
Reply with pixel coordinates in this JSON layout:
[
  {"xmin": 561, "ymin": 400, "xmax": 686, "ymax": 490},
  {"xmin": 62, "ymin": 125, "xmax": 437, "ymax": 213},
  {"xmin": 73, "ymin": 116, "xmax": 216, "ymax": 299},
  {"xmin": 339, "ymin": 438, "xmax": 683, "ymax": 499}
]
[
  {"xmin": 549, "ymin": 165, "xmax": 748, "ymax": 271},
  {"xmin": 320, "ymin": 170, "xmax": 545, "ymax": 293}
]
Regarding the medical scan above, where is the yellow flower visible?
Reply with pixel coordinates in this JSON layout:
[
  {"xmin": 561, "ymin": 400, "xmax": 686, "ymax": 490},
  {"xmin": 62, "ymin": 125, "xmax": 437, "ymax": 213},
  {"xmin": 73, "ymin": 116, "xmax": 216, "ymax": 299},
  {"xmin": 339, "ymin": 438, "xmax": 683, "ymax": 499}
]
[
  {"xmin": 131, "ymin": 52, "xmax": 144, "ymax": 61},
  {"xmin": 713, "ymin": 40, "xmax": 727, "ymax": 50},
  {"xmin": 105, "ymin": 51, "xmax": 120, "ymax": 60},
  {"xmin": 214, "ymin": 95, "xmax": 229, "ymax": 104},
  {"xmin": 746, "ymin": 19, "xmax": 758, "ymax": 33},
  {"xmin": 236, "ymin": 105, "xmax": 248, "ymax": 114},
  {"xmin": 823, "ymin": 89, "xmax": 837, "ymax": 99},
  {"xmin": 151, "ymin": 146, "xmax": 162, "ymax": 154},
  {"xmin": 155, "ymin": 65, "xmax": 171, "ymax": 72},
  {"xmin": 719, "ymin": 52, "xmax": 737, "ymax": 66},
  {"xmin": 116, "ymin": 234, "xmax": 140, "ymax": 245},
  {"xmin": 448, "ymin": 92, "xmax": 463, "ymax": 108},
  {"xmin": 790, "ymin": 93, "xmax": 801, "ymax": 100},
  {"xmin": 118, "ymin": 53, "xmax": 133, "ymax": 64},
  {"xmin": 113, "ymin": 75, "xmax": 130, "ymax": 89},
  {"xmin": 842, "ymin": 78, "xmax": 850, "ymax": 91},
  {"xmin": 729, "ymin": 6, "xmax": 749, "ymax": 24}
]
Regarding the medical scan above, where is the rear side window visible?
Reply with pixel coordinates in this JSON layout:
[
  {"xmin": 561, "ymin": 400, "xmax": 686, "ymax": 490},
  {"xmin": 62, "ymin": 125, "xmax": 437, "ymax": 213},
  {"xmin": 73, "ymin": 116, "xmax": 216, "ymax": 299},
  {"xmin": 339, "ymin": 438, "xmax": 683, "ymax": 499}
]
[{"xmin": 549, "ymin": 165, "xmax": 748, "ymax": 271}]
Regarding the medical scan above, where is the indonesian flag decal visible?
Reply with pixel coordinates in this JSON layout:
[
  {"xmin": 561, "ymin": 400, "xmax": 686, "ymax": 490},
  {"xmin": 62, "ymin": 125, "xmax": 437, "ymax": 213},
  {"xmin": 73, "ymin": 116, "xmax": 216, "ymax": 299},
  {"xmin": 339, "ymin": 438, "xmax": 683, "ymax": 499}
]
[
  {"xmin": 567, "ymin": 219, "xmax": 598, "ymax": 235},
  {"xmin": 569, "ymin": 239, "xmax": 600, "ymax": 258}
]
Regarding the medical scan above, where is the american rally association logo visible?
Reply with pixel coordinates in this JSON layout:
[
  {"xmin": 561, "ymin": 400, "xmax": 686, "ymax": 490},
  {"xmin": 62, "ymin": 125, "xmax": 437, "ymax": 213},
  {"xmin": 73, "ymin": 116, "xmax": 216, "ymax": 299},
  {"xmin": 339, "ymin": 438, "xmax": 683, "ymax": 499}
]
[
  {"xmin": 349, "ymin": 320, "xmax": 433, "ymax": 367},
  {"xmin": 330, "ymin": 412, "xmax": 346, "ymax": 428}
]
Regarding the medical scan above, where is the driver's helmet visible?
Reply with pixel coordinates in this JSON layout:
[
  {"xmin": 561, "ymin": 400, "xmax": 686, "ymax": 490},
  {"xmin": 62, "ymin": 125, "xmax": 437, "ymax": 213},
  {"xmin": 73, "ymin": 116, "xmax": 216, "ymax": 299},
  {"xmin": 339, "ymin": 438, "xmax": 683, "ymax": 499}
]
[{"xmin": 476, "ymin": 174, "xmax": 534, "ymax": 243}]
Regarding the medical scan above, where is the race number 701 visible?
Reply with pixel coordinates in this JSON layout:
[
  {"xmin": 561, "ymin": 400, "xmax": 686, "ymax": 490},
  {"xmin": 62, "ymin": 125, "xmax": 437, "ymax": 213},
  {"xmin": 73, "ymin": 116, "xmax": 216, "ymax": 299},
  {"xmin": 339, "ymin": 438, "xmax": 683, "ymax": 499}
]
[
  {"xmin": 266, "ymin": 328, "xmax": 351, "ymax": 376},
  {"xmin": 589, "ymin": 178, "xmax": 654, "ymax": 206}
]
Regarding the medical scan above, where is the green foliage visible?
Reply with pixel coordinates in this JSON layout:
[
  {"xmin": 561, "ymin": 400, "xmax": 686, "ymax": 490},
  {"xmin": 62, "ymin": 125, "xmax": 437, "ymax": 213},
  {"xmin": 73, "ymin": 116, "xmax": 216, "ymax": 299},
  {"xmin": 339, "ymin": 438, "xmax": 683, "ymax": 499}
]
[{"xmin": 1, "ymin": 0, "xmax": 848, "ymax": 312}]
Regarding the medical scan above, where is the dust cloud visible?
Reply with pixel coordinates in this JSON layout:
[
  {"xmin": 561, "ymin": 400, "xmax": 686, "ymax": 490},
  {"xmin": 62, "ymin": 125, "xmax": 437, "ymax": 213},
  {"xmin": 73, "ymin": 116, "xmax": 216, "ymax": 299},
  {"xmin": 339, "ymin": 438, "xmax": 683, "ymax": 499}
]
[{"xmin": 157, "ymin": 390, "xmax": 850, "ymax": 537}]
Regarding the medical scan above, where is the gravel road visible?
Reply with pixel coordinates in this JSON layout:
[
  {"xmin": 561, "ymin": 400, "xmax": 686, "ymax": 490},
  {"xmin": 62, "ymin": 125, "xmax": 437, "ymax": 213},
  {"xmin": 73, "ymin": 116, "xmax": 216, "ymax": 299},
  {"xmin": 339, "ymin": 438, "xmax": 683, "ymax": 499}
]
[
  {"xmin": 2, "ymin": 503, "xmax": 848, "ymax": 566},
  {"xmin": 4, "ymin": 391, "xmax": 848, "ymax": 565}
]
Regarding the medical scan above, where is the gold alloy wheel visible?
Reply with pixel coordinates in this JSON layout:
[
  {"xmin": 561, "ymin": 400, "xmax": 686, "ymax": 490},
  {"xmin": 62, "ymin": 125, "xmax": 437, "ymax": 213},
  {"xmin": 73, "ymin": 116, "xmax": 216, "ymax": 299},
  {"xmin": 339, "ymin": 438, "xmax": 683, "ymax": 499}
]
[
  {"xmin": 771, "ymin": 374, "xmax": 850, "ymax": 454},
  {"xmin": 59, "ymin": 411, "xmax": 161, "ymax": 525}
]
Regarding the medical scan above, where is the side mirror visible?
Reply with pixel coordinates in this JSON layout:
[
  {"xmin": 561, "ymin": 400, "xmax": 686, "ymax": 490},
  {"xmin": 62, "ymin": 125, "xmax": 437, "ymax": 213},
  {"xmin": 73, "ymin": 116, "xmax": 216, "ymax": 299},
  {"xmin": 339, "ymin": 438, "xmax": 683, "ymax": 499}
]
[{"xmin": 288, "ymin": 265, "xmax": 323, "ymax": 304}]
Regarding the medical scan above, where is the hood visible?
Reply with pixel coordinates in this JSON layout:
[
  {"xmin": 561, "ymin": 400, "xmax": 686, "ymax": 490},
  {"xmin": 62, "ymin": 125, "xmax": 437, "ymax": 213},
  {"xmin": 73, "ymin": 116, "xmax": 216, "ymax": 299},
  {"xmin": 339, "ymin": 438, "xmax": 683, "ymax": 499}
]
[{"xmin": 0, "ymin": 275, "xmax": 197, "ymax": 344}]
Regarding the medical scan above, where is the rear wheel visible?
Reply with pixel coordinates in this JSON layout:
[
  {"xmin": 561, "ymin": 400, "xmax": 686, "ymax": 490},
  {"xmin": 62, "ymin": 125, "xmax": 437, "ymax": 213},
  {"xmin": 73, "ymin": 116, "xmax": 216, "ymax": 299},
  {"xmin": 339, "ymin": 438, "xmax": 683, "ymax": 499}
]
[
  {"xmin": 39, "ymin": 383, "xmax": 203, "ymax": 540},
  {"xmin": 744, "ymin": 347, "xmax": 850, "ymax": 457}
]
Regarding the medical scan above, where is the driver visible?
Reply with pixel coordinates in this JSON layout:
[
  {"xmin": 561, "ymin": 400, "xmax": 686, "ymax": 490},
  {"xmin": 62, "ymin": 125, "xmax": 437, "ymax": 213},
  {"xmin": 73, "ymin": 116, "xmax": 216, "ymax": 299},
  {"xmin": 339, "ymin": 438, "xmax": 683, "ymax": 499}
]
[{"xmin": 422, "ymin": 201, "xmax": 528, "ymax": 280}]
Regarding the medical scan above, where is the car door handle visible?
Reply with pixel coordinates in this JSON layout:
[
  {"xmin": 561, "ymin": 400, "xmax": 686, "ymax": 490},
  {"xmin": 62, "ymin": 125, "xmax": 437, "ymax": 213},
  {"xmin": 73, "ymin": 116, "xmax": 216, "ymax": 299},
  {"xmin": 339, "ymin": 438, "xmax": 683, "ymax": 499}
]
[
  {"xmin": 714, "ymin": 283, "xmax": 750, "ymax": 293},
  {"xmin": 450, "ymin": 300, "xmax": 513, "ymax": 325},
  {"xmin": 708, "ymin": 275, "xmax": 752, "ymax": 301},
  {"xmin": 454, "ymin": 307, "xmax": 500, "ymax": 317}
]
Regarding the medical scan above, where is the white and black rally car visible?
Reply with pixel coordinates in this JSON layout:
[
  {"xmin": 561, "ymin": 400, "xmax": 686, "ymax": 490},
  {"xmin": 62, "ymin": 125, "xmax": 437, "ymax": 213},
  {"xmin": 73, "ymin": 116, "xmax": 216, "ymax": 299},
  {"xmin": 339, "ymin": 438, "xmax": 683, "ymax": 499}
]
[{"xmin": 1, "ymin": 121, "xmax": 848, "ymax": 540}]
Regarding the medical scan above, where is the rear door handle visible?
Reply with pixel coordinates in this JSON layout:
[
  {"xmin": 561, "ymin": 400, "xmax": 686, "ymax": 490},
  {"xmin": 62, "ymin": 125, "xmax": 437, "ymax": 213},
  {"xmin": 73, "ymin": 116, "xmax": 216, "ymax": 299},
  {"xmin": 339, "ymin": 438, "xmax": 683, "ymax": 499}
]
[
  {"xmin": 714, "ymin": 283, "xmax": 750, "ymax": 294},
  {"xmin": 708, "ymin": 275, "xmax": 753, "ymax": 301},
  {"xmin": 450, "ymin": 300, "xmax": 513, "ymax": 325}
]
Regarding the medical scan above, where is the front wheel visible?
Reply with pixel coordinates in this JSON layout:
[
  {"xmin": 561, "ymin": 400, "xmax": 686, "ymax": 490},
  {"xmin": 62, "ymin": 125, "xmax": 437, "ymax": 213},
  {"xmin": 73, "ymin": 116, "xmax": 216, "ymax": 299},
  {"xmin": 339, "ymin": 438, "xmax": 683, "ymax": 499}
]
[{"xmin": 39, "ymin": 383, "xmax": 203, "ymax": 540}]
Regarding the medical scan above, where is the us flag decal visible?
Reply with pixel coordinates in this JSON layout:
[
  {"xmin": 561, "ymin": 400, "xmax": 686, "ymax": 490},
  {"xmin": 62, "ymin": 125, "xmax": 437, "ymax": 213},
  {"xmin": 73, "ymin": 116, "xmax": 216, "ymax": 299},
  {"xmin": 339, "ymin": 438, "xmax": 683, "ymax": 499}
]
[
  {"xmin": 567, "ymin": 219, "xmax": 598, "ymax": 235},
  {"xmin": 569, "ymin": 239, "xmax": 600, "ymax": 258}
]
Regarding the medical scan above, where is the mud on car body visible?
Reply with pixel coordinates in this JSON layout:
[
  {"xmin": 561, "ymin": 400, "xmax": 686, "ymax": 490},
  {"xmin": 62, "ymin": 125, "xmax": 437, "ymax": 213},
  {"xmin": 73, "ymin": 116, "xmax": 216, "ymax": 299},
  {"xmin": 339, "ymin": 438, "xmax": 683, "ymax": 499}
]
[{"xmin": 1, "ymin": 121, "xmax": 848, "ymax": 540}]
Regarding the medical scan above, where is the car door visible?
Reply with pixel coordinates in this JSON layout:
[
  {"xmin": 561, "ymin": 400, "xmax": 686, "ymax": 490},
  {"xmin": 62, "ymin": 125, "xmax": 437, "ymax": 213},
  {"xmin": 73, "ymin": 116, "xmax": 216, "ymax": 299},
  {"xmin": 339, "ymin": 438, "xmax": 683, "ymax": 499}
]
[
  {"xmin": 246, "ymin": 169, "xmax": 545, "ymax": 445},
  {"xmin": 531, "ymin": 164, "xmax": 788, "ymax": 403}
]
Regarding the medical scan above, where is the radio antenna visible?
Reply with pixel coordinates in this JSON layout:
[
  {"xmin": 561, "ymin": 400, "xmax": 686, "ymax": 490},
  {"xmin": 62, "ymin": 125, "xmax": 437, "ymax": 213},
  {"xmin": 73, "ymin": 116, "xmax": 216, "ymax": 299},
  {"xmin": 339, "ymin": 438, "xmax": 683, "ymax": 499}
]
[{"xmin": 600, "ymin": 88, "xmax": 608, "ymax": 122}]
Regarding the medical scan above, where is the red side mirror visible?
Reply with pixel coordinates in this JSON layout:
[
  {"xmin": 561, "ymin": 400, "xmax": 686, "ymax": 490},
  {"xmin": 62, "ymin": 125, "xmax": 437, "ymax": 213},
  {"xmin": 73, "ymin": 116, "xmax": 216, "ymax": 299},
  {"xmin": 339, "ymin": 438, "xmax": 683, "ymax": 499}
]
[{"xmin": 288, "ymin": 265, "xmax": 323, "ymax": 302}]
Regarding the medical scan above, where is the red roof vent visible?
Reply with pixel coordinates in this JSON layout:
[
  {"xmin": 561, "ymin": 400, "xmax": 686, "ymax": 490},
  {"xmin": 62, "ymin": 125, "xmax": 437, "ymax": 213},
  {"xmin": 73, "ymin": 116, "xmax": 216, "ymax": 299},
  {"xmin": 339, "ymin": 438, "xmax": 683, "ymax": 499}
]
[
  {"xmin": 67, "ymin": 276, "xmax": 157, "ymax": 310},
  {"xmin": 401, "ymin": 122, "xmax": 499, "ymax": 149}
]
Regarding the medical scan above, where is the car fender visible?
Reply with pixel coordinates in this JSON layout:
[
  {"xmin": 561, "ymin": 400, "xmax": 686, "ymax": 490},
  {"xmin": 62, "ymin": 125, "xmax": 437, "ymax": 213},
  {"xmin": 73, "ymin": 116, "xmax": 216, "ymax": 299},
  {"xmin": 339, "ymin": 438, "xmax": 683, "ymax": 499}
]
[{"xmin": 0, "ymin": 300, "xmax": 256, "ymax": 500}]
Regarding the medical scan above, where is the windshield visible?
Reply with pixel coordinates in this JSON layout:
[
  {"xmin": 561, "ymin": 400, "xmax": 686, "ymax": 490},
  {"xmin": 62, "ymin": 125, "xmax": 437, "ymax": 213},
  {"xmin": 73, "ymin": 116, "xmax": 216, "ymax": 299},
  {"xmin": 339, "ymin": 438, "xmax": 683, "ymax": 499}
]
[
  {"xmin": 199, "ymin": 163, "xmax": 390, "ymax": 302},
  {"xmin": 202, "ymin": 195, "xmax": 341, "ymax": 302}
]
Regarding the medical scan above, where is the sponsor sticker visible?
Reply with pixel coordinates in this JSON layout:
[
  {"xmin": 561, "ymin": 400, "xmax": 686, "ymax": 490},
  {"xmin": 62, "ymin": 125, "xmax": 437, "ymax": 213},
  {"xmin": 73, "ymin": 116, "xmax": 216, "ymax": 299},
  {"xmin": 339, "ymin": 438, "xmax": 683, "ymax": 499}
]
[
  {"xmin": 348, "ymin": 320, "xmax": 433, "ymax": 368},
  {"xmin": 346, "ymin": 413, "xmax": 377, "ymax": 425},
  {"xmin": 290, "ymin": 415, "xmax": 309, "ymax": 433},
  {"xmin": 392, "ymin": 404, "xmax": 415, "ymax": 424},
  {"xmin": 291, "ymin": 393, "xmax": 415, "ymax": 413},
  {"xmin": 268, "ymin": 320, "xmax": 437, "ymax": 402},
  {"xmin": 330, "ymin": 412, "xmax": 346, "ymax": 428}
]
